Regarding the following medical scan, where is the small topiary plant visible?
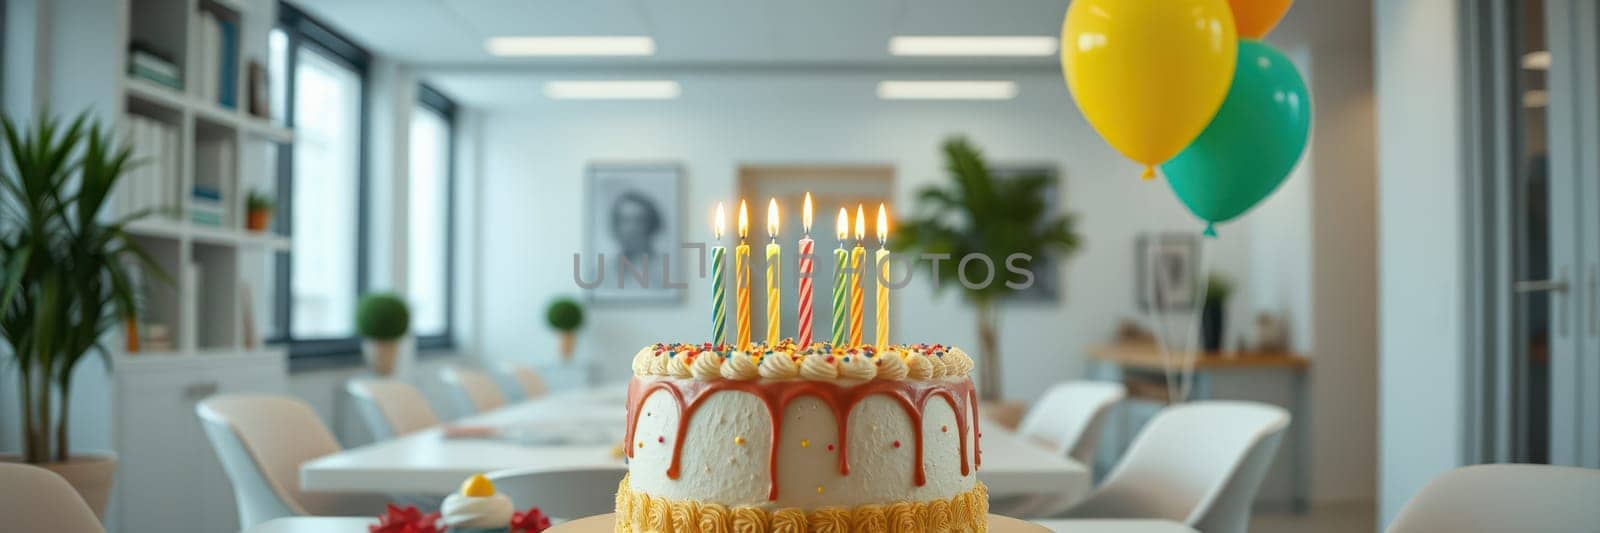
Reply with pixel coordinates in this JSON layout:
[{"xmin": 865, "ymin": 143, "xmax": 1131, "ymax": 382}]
[
  {"xmin": 547, "ymin": 298, "xmax": 584, "ymax": 332},
  {"xmin": 547, "ymin": 298, "xmax": 584, "ymax": 360},
  {"xmin": 356, "ymin": 293, "xmax": 411, "ymax": 340}
]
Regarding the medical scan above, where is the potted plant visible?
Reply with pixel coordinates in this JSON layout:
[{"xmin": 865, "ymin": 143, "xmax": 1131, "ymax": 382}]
[
  {"xmin": 0, "ymin": 113, "xmax": 165, "ymax": 518},
  {"xmin": 893, "ymin": 137, "xmax": 1081, "ymax": 400},
  {"xmin": 546, "ymin": 298, "xmax": 584, "ymax": 361},
  {"xmin": 356, "ymin": 293, "xmax": 410, "ymax": 376},
  {"xmin": 1201, "ymin": 273, "xmax": 1235, "ymax": 353},
  {"xmin": 246, "ymin": 189, "xmax": 274, "ymax": 232}
]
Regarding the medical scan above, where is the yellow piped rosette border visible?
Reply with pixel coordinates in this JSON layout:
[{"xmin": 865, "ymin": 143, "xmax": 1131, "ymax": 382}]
[{"xmin": 614, "ymin": 474, "xmax": 989, "ymax": 533}]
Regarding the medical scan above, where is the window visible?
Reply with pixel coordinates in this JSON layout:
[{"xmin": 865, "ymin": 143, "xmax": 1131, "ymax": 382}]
[
  {"xmin": 270, "ymin": 3, "xmax": 371, "ymax": 359},
  {"xmin": 409, "ymin": 86, "xmax": 455, "ymax": 348}
]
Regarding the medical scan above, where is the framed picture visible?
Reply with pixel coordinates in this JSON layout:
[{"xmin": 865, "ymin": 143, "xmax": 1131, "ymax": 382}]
[
  {"xmin": 584, "ymin": 163, "xmax": 683, "ymax": 304},
  {"xmin": 1136, "ymin": 232, "xmax": 1199, "ymax": 311},
  {"xmin": 992, "ymin": 164, "xmax": 1062, "ymax": 304}
]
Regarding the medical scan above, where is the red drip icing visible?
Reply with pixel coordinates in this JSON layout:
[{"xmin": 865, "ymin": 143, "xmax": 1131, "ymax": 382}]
[{"xmin": 624, "ymin": 377, "xmax": 979, "ymax": 501}]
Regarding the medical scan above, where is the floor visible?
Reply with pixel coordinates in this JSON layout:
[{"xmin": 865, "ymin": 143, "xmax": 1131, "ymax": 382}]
[{"xmin": 1251, "ymin": 502, "xmax": 1377, "ymax": 533}]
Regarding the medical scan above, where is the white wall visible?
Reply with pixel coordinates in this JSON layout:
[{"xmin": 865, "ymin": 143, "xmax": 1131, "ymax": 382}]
[
  {"xmin": 455, "ymin": 4, "xmax": 1377, "ymax": 505},
  {"xmin": 465, "ymin": 70, "xmax": 1267, "ymax": 402},
  {"xmin": 1375, "ymin": 0, "xmax": 1468, "ymax": 526}
]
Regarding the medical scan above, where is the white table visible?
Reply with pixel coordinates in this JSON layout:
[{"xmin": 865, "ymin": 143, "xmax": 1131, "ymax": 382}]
[
  {"xmin": 302, "ymin": 384, "xmax": 1088, "ymax": 500},
  {"xmin": 1033, "ymin": 520, "xmax": 1198, "ymax": 533},
  {"xmin": 242, "ymin": 517, "xmax": 374, "ymax": 532}
]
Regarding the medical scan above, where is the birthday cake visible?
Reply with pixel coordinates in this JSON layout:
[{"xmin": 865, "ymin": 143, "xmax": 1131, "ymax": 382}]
[{"xmin": 618, "ymin": 342, "xmax": 987, "ymax": 533}]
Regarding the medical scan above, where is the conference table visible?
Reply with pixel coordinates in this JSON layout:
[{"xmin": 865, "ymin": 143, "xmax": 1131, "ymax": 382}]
[{"xmin": 300, "ymin": 383, "xmax": 1089, "ymax": 499}]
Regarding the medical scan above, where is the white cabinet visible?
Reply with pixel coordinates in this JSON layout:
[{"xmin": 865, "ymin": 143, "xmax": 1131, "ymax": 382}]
[{"xmin": 112, "ymin": 351, "xmax": 286, "ymax": 532}]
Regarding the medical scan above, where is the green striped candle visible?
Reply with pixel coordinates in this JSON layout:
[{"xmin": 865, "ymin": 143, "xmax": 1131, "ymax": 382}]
[
  {"xmin": 712, "ymin": 245, "xmax": 727, "ymax": 346},
  {"xmin": 831, "ymin": 245, "xmax": 849, "ymax": 347}
]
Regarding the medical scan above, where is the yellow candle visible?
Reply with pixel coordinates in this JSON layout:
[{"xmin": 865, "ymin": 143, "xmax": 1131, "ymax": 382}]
[
  {"xmin": 736, "ymin": 201, "xmax": 751, "ymax": 350},
  {"xmin": 765, "ymin": 198, "xmax": 781, "ymax": 347},
  {"xmin": 848, "ymin": 205, "xmax": 866, "ymax": 347},
  {"xmin": 875, "ymin": 204, "xmax": 890, "ymax": 349}
]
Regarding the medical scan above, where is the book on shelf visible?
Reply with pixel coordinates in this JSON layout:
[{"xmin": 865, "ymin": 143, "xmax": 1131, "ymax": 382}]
[
  {"xmin": 193, "ymin": 9, "xmax": 240, "ymax": 109},
  {"xmin": 117, "ymin": 116, "xmax": 180, "ymax": 220},
  {"xmin": 128, "ymin": 44, "xmax": 182, "ymax": 91}
]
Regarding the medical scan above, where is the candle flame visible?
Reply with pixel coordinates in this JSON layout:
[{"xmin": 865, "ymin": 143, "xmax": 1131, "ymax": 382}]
[
  {"xmin": 836, "ymin": 208, "xmax": 849, "ymax": 241},
  {"xmin": 854, "ymin": 204, "xmax": 866, "ymax": 241},
  {"xmin": 876, "ymin": 203, "xmax": 888, "ymax": 245},
  {"xmin": 714, "ymin": 202, "xmax": 725, "ymax": 240},
  {"xmin": 767, "ymin": 198, "xmax": 780, "ymax": 238},
  {"xmin": 802, "ymin": 192, "xmax": 814, "ymax": 234},
  {"xmin": 738, "ymin": 200, "xmax": 749, "ymax": 240}
]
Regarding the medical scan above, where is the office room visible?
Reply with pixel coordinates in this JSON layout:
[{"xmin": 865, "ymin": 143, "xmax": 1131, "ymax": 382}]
[{"xmin": 1, "ymin": 1, "xmax": 1596, "ymax": 532}]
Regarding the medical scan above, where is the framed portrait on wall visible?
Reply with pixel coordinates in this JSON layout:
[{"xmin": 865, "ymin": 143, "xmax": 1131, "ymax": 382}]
[
  {"xmin": 1136, "ymin": 232, "xmax": 1199, "ymax": 311},
  {"xmin": 584, "ymin": 163, "xmax": 684, "ymax": 304}
]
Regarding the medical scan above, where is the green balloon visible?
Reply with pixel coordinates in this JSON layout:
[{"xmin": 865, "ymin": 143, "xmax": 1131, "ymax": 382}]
[{"xmin": 1162, "ymin": 40, "xmax": 1311, "ymax": 236}]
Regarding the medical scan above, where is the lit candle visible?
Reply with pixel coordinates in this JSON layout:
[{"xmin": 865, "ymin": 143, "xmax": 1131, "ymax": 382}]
[
  {"xmin": 711, "ymin": 203, "xmax": 727, "ymax": 347},
  {"xmin": 765, "ymin": 199, "xmax": 782, "ymax": 348},
  {"xmin": 849, "ymin": 205, "xmax": 866, "ymax": 347},
  {"xmin": 831, "ymin": 208, "xmax": 850, "ymax": 347},
  {"xmin": 875, "ymin": 204, "xmax": 890, "ymax": 350},
  {"xmin": 736, "ymin": 200, "xmax": 751, "ymax": 350},
  {"xmin": 797, "ymin": 193, "xmax": 815, "ymax": 349}
]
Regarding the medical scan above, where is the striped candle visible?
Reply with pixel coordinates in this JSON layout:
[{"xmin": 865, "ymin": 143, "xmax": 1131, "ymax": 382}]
[
  {"xmin": 765, "ymin": 240, "xmax": 780, "ymax": 347},
  {"xmin": 831, "ymin": 214, "xmax": 849, "ymax": 347},
  {"xmin": 797, "ymin": 236, "xmax": 814, "ymax": 348},
  {"xmin": 874, "ymin": 204, "xmax": 890, "ymax": 349},
  {"xmin": 797, "ymin": 193, "xmax": 815, "ymax": 348},
  {"xmin": 848, "ymin": 205, "xmax": 866, "ymax": 347},
  {"xmin": 711, "ymin": 245, "xmax": 726, "ymax": 346},
  {"xmin": 735, "ymin": 200, "xmax": 752, "ymax": 350}
]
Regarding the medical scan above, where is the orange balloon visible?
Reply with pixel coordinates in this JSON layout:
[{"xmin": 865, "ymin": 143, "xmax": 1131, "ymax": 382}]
[{"xmin": 1228, "ymin": 0, "xmax": 1293, "ymax": 38}]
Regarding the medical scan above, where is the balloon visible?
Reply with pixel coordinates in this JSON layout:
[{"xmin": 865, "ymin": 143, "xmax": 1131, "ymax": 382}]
[
  {"xmin": 1228, "ymin": 0, "xmax": 1294, "ymax": 39},
  {"xmin": 1162, "ymin": 40, "xmax": 1311, "ymax": 236},
  {"xmin": 1061, "ymin": 0, "xmax": 1238, "ymax": 179}
]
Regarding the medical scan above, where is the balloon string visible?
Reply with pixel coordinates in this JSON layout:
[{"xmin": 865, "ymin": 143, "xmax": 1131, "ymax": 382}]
[{"xmin": 1148, "ymin": 233, "xmax": 1210, "ymax": 404}]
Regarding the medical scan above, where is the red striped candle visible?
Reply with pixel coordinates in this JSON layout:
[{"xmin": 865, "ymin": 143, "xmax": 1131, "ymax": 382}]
[{"xmin": 797, "ymin": 194, "xmax": 815, "ymax": 348}]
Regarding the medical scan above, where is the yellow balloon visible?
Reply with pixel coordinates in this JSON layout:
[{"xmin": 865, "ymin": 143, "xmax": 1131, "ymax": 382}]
[{"xmin": 1062, "ymin": 0, "xmax": 1238, "ymax": 179}]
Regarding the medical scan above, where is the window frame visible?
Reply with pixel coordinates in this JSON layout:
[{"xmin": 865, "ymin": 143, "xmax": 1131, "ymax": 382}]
[
  {"xmin": 271, "ymin": 2, "xmax": 374, "ymax": 366},
  {"xmin": 412, "ymin": 83, "xmax": 457, "ymax": 352}
]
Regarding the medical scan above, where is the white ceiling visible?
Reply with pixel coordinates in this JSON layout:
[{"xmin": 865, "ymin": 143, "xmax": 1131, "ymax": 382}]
[{"xmin": 293, "ymin": 0, "xmax": 1070, "ymax": 67}]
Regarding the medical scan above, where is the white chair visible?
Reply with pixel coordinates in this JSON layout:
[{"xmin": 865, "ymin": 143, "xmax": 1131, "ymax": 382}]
[
  {"xmin": 197, "ymin": 395, "xmax": 387, "ymax": 530},
  {"xmin": 1386, "ymin": 464, "xmax": 1600, "ymax": 533},
  {"xmin": 0, "ymin": 463, "xmax": 106, "ymax": 533},
  {"xmin": 1033, "ymin": 519, "xmax": 1198, "ymax": 533},
  {"xmin": 487, "ymin": 467, "xmax": 627, "ymax": 521},
  {"xmin": 347, "ymin": 379, "xmax": 440, "ymax": 441},
  {"xmin": 439, "ymin": 366, "xmax": 508, "ymax": 416},
  {"xmin": 1059, "ymin": 401, "xmax": 1289, "ymax": 533},
  {"xmin": 499, "ymin": 361, "xmax": 549, "ymax": 400},
  {"xmin": 1019, "ymin": 381, "xmax": 1128, "ymax": 466},
  {"xmin": 999, "ymin": 381, "xmax": 1126, "ymax": 517}
]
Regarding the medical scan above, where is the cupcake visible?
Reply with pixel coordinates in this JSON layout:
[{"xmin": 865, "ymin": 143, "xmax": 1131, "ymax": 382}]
[{"xmin": 442, "ymin": 474, "xmax": 515, "ymax": 532}]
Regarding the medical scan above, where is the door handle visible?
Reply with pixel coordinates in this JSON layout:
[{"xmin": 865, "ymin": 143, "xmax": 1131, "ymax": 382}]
[
  {"xmin": 1514, "ymin": 279, "xmax": 1569, "ymax": 293},
  {"xmin": 1516, "ymin": 267, "xmax": 1569, "ymax": 336}
]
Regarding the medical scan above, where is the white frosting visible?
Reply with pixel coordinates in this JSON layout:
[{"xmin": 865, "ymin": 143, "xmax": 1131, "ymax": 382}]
[
  {"xmin": 690, "ymin": 351, "xmax": 724, "ymax": 380},
  {"xmin": 837, "ymin": 353, "xmax": 876, "ymax": 381},
  {"xmin": 721, "ymin": 352, "xmax": 759, "ymax": 380},
  {"xmin": 441, "ymin": 492, "xmax": 513, "ymax": 529},
  {"xmin": 628, "ymin": 386, "xmax": 976, "ymax": 509},
  {"xmin": 632, "ymin": 344, "xmax": 974, "ymax": 382},
  {"xmin": 758, "ymin": 352, "xmax": 800, "ymax": 380}
]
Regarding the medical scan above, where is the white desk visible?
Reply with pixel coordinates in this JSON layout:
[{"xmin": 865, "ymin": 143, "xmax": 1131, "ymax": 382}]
[
  {"xmin": 242, "ymin": 517, "xmax": 374, "ymax": 532},
  {"xmin": 302, "ymin": 384, "xmax": 1088, "ymax": 500}
]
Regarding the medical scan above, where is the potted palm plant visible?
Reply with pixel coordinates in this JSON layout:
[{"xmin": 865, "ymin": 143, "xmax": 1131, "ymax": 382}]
[
  {"xmin": 1201, "ymin": 273, "xmax": 1234, "ymax": 353},
  {"xmin": 0, "ymin": 113, "xmax": 165, "ymax": 518},
  {"xmin": 892, "ymin": 137, "xmax": 1081, "ymax": 400},
  {"xmin": 546, "ymin": 298, "xmax": 584, "ymax": 361},
  {"xmin": 356, "ymin": 293, "xmax": 410, "ymax": 376}
]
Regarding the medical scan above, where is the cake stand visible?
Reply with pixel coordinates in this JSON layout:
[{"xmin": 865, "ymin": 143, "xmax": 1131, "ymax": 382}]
[{"xmin": 546, "ymin": 513, "xmax": 1051, "ymax": 532}]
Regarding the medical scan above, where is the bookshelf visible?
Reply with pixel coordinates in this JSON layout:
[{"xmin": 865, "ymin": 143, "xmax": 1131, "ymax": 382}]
[
  {"xmin": 118, "ymin": 0, "xmax": 290, "ymax": 360},
  {"xmin": 113, "ymin": 0, "xmax": 294, "ymax": 530}
]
